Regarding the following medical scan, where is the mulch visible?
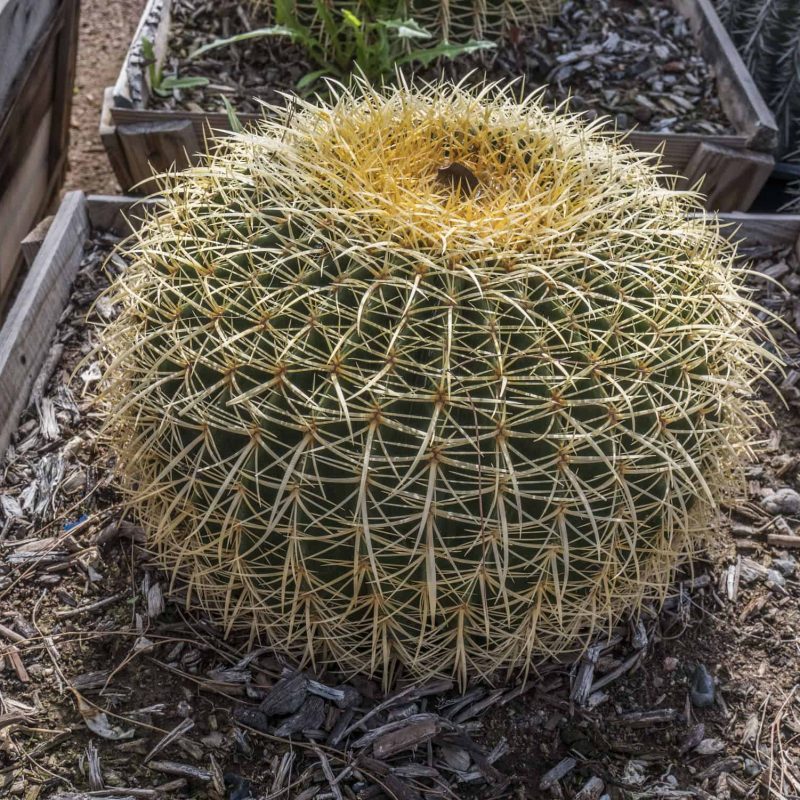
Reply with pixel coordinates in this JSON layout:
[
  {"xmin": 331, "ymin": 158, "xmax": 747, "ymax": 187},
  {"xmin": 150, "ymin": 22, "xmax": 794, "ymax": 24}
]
[{"xmin": 150, "ymin": 0, "xmax": 732, "ymax": 137}]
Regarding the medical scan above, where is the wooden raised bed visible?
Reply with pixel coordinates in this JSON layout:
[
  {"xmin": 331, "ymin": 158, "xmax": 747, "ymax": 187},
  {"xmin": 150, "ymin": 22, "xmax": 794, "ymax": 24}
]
[
  {"xmin": 0, "ymin": 193, "xmax": 154, "ymax": 459},
  {"xmin": 0, "ymin": 0, "xmax": 81, "ymax": 317},
  {"xmin": 2, "ymin": 191, "xmax": 799, "ymax": 460},
  {"xmin": 100, "ymin": 0, "xmax": 778, "ymax": 209}
]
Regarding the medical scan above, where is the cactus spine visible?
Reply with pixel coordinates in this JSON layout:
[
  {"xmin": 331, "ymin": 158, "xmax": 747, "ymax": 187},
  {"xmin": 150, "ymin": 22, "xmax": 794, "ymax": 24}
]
[{"xmin": 101, "ymin": 82, "xmax": 771, "ymax": 684}]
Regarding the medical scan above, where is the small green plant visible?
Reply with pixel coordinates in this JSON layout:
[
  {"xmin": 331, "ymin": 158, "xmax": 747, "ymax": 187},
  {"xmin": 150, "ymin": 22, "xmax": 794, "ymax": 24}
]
[
  {"xmin": 189, "ymin": 0, "xmax": 494, "ymax": 88},
  {"xmin": 141, "ymin": 37, "xmax": 210, "ymax": 97}
]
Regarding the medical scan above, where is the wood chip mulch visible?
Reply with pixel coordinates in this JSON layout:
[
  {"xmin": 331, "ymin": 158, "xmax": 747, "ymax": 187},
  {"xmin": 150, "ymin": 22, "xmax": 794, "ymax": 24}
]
[{"xmin": 150, "ymin": 0, "xmax": 732, "ymax": 136}]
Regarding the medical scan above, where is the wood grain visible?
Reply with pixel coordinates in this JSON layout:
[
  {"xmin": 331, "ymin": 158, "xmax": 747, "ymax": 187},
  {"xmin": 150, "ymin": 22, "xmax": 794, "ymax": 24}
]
[
  {"xmin": 100, "ymin": 87, "xmax": 136, "ymax": 192},
  {"xmin": 0, "ymin": 191, "xmax": 89, "ymax": 459},
  {"xmin": 0, "ymin": 112, "xmax": 52, "ymax": 307},
  {"xmin": 112, "ymin": 0, "xmax": 172, "ymax": 109},
  {"xmin": 0, "ymin": 0, "xmax": 80, "ymax": 315},
  {"xmin": 715, "ymin": 213, "xmax": 800, "ymax": 246},
  {"xmin": 20, "ymin": 214, "xmax": 55, "ymax": 268},
  {"xmin": 0, "ymin": 0, "xmax": 59, "ymax": 114},
  {"xmin": 86, "ymin": 194, "xmax": 158, "ymax": 236},
  {"xmin": 682, "ymin": 143, "xmax": 774, "ymax": 211},
  {"xmin": 117, "ymin": 118, "xmax": 201, "ymax": 192}
]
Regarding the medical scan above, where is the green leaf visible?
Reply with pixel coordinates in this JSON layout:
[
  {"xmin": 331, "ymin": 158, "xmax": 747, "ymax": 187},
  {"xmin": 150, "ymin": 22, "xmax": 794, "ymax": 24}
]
[
  {"xmin": 141, "ymin": 36, "xmax": 156, "ymax": 64},
  {"xmin": 141, "ymin": 36, "xmax": 162, "ymax": 89},
  {"xmin": 162, "ymin": 76, "xmax": 210, "ymax": 90},
  {"xmin": 153, "ymin": 76, "xmax": 210, "ymax": 97},
  {"xmin": 221, "ymin": 96, "xmax": 243, "ymax": 132},
  {"xmin": 342, "ymin": 9, "xmax": 362, "ymax": 28},
  {"xmin": 273, "ymin": 0, "xmax": 301, "ymax": 28},
  {"xmin": 378, "ymin": 18, "xmax": 432, "ymax": 39},
  {"xmin": 312, "ymin": 0, "xmax": 343, "ymax": 44},
  {"xmin": 296, "ymin": 68, "xmax": 334, "ymax": 90},
  {"xmin": 188, "ymin": 27, "xmax": 300, "ymax": 60},
  {"xmin": 398, "ymin": 38, "xmax": 495, "ymax": 66}
]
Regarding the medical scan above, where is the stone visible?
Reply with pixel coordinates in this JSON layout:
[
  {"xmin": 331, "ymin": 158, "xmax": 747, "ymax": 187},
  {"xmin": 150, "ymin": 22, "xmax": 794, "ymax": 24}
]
[
  {"xmin": 762, "ymin": 488, "xmax": 800, "ymax": 516},
  {"xmin": 743, "ymin": 758, "xmax": 764, "ymax": 777},
  {"xmin": 695, "ymin": 738, "xmax": 725, "ymax": 755},
  {"xmin": 766, "ymin": 569, "xmax": 786, "ymax": 588},
  {"xmin": 772, "ymin": 557, "xmax": 796, "ymax": 577}
]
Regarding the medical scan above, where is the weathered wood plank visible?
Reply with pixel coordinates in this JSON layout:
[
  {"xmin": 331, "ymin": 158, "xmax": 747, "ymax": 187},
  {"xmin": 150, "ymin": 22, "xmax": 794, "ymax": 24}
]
[
  {"xmin": 0, "ymin": 31, "xmax": 57, "ymax": 193},
  {"xmin": 48, "ymin": 0, "xmax": 80, "ymax": 172},
  {"xmin": 670, "ymin": 0, "xmax": 777, "ymax": 151},
  {"xmin": 117, "ymin": 119, "xmax": 201, "ymax": 191},
  {"xmin": 20, "ymin": 215, "xmax": 55, "ymax": 268},
  {"xmin": 112, "ymin": 0, "xmax": 172, "ymax": 109},
  {"xmin": 100, "ymin": 87, "xmax": 136, "ymax": 192},
  {"xmin": 0, "ymin": 191, "xmax": 89, "ymax": 458},
  {"xmin": 0, "ymin": 111, "xmax": 52, "ymax": 309},
  {"xmin": 0, "ymin": 0, "xmax": 59, "ymax": 114},
  {"xmin": 682, "ymin": 143, "xmax": 774, "ymax": 211},
  {"xmin": 86, "ymin": 194, "xmax": 159, "ymax": 236},
  {"xmin": 715, "ymin": 213, "xmax": 800, "ymax": 246},
  {"xmin": 0, "ymin": 0, "xmax": 80, "ymax": 313},
  {"xmin": 626, "ymin": 130, "xmax": 748, "ymax": 176}
]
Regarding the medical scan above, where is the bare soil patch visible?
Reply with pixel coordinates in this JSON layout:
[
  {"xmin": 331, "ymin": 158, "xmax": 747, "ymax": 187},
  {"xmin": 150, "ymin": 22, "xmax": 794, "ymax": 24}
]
[{"xmin": 63, "ymin": 0, "xmax": 148, "ymax": 195}]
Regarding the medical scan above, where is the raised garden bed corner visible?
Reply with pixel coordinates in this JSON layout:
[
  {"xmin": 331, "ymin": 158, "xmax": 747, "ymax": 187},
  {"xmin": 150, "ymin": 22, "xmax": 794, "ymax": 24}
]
[
  {"xmin": 0, "ymin": 193, "xmax": 152, "ymax": 459},
  {"xmin": 100, "ymin": 0, "xmax": 778, "ymax": 209}
]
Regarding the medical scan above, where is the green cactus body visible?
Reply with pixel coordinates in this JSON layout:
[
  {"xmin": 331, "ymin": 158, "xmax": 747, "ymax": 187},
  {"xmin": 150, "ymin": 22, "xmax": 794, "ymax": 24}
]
[{"xmin": 103, "ymin": 83, "xmax": 770, "ymax": 683}]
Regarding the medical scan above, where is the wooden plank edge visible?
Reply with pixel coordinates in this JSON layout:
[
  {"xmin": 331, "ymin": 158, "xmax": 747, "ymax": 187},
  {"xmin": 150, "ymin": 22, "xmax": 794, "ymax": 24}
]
[
  {"xmin": 682, "ymin": 143, "xmax": 774, "ymax": 212},
  {"xmin": 86, "ymin": 194, "xmax": 161, "ymax": 236},
  {"xmin": 713, "ymin": 213, "xmax": 800, "ymax": 247},
  {"xmin": 100, "ymin": 86, "xmax": 136, "ymax": 192},
  {"xmin": 20, "ymin": 214, "xmax": 55, "ymax": 267},
  {"xmin": 0, "ymin": 191, "xmax": 89, "ymax": 459},
  {"xmin": 112, "ymin": 0, "xmax": 171, "ymax": 109}
]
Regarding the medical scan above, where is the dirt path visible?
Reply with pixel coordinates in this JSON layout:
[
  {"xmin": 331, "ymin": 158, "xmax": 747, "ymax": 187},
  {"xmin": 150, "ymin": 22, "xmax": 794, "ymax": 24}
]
[{"xmin": 63, "ymin": 0, "xmax": 147, "ymax": 195}]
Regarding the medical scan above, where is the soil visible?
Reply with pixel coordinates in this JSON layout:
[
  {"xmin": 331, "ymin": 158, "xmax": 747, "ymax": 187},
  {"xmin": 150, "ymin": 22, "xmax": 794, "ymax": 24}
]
[
  {"xmin": 151, "ymin": 0, "xmax": 732, "ymax": 136},
  {"xmin": 63, "ymin": 0, "xmax": 148, "ymax": 195},
  {"xmin": 1, "ymin": 231, "xmax": 800, "ymax": 799}
]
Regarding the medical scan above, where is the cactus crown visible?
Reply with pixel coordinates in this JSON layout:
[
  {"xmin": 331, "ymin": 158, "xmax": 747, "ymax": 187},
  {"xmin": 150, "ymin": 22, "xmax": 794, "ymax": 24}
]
[{"xmin": 102, "ymin": 81, "xmax": 771, "ymax": 684}]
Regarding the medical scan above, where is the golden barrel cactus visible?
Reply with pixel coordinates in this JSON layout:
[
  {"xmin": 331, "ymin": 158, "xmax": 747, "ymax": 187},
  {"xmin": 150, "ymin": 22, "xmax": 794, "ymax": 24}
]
[{"xmin": 102, "ymin": 82, "xmax": 770, "ymax": 683}]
